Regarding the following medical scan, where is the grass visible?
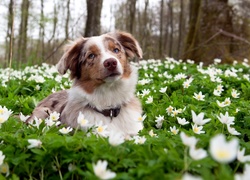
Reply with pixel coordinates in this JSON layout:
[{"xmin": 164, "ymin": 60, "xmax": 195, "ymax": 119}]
[{"xmin": 0, "ymin": 58, "xmax": 250, "ymax": 179}]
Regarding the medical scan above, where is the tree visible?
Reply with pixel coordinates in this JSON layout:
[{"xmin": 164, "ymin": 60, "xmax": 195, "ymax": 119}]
[
  {"xmin": 65, "ymin": 0, "xmax": 71, "ymax": 39},
  {"xmin": 183, "ymin": 0, "xmax": 236, "ymax": 64},
  {"xmin": 17, "ymin": 0, "xmax": 30, "ymax": 64},
  {"xmin": 84, "ymin": 0, "xmax": 103, "ymax": 37},
  {"xmin": 5, "ymin": 0, "xmax": 15, "ymax": 68}
]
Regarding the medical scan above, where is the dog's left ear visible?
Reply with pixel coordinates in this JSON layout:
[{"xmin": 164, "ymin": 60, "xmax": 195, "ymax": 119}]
[{"xmin": 109, "ymin": 31, "xmax": 143, "ymax": 59}]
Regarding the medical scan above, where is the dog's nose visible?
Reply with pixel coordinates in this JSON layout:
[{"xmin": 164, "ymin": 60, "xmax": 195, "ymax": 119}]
[{"xmin": 103, "ymin": 58, "xmax": 117, "ymax": 71}]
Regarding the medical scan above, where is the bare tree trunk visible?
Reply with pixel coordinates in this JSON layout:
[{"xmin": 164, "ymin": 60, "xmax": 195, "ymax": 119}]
[
  {"xmin": 5, "ymin": 0, "xmax": 14, "ymax": 68},
  {"xmin": 17, "ymin": 0, "xmax": 30, "ymax": 65},
  {"xmin": 65, "ymin": 0, "xmax": 71, "ymax": 39},
  {"xmin": 85, "ymin": 0, "xmax": 103, "ymax": 37},
  {"xmin": 36, "ymin": 0, "xmax": 45, "ymax": 64},
  {"xmin": 183, "ymin": 0, "xmax": 202, "ymax": 61},
  {"xmin": 128, "ymin": 0, "xmax": 136, "ymax": 34},
  {"xmin": 159, "ymin": 0, "xmax": 164, "ymax": 58},
  {"xmin": 177, "ymin": 0, "xmax": 184, "ymax": 59},
  {"xmin": 168, "ymin": 0, "xmax": 173, "ymax": 57}
]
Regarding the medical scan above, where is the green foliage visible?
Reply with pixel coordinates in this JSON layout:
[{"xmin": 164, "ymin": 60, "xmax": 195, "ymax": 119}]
[{"xmin": 0, "ymin": 59, "xmax": 250, "ymax": 179}]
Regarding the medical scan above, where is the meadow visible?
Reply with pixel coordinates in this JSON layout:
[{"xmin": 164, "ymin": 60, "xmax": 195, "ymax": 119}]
[{"xmin": 0, "ymin": 58, "xmax": 250, "ymax": 179}]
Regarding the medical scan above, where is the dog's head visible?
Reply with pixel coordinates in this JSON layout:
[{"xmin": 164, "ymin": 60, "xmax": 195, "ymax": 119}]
[{"xmin": 57, "ymin": 31, "xmax": 142, "ymax": 93}]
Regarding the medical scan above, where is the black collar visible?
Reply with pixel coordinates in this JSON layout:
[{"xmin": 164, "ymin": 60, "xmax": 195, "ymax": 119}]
[{"xmin": 87, "ymin": 104, "xmax": 121, "ymax": 120}]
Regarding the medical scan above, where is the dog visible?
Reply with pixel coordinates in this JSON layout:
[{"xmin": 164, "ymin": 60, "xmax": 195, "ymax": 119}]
[{"xmin": 26, "ymin": 31, "xmax": 144, "ymax": 137}]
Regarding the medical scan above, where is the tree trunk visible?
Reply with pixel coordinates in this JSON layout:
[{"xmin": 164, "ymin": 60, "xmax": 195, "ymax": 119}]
[
  {"xmin": 5, "ymin": 0, "xmax": 14, "ymax": 68},
  {"xmin": 128, "ymin": 0, "xmax": 136, "ymax": 34},
  {"xmin": 65, "ymin": 0, "xmax": 71, "ymax": 39},
  {"xmin": 17, "ymin": 0, "xmax": 30, "ymax": 64},
  {"xmin": 168, "ymin": 0, "xmax": 174, "ymax": 57},
  {"xmin": 36, "ymin": 0, "xmax": 45, "ymax": 64},
  {"xmin": 84, "ymin": 0, "xmax": 103, "ymax": 37},
  {"xmin": 183, "ymin": 0, "xmax": 234, "ymax": 64},
  {"xmin": 159, "ymin": 0, "xmax": 164, "ymax": 58},
  {"xmin": 177, "ymin": 0, "xmax": 184, "ymax": 59}
]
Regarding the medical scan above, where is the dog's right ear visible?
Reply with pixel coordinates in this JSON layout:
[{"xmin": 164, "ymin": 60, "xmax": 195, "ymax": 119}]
[{"xmin": 57, "ymin": 38, "xmax": 86, "ymax": 77}]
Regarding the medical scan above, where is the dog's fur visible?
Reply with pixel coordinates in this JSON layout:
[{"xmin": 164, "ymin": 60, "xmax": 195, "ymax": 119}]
[{"xmin": 27, "ymin": 31, "xmax": 143, "ymax": 136}]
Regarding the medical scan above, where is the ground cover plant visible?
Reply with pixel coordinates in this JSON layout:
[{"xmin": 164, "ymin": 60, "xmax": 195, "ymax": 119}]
[{"xmin": 0, "ymin": 58, "xmax": 250, "ymax": 179}]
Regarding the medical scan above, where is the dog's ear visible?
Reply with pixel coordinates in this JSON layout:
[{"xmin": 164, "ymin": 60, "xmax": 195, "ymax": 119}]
[
  {"xmin": 109, "ymin": 31, "xmax": 143, "ymax": 59},
  {"xmin": 57, "ymin": 38, "xmax": 86, "ymax": 78}
]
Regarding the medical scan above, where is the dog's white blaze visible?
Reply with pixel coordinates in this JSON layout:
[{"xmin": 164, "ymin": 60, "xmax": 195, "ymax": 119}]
[{"xmin": 87, "ymin": 36, "xmax": 123, "ymax": 75}]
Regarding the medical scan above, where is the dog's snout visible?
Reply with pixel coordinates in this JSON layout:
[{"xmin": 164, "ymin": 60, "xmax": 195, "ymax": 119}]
[{"xmin": 103, "ymin": 58, "xmax": 117, "ymax": 71}]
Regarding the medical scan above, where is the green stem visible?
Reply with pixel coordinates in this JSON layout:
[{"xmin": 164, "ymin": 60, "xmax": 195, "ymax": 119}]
[
  {"xmin": 233, "ymin": 162, "xmax": 240, "ymax": 173},
  {"xmin": 184, "ymin": 147, "xmax": 189, "ymax": 171},
  {"xmin": 54, "ymin": 156, "xmax": 63, "ymax": 180}
]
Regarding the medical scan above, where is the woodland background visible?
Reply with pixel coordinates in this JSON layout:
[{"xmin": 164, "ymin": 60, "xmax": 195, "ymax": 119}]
[{"xmin": 1, "ymin": 0, "xmax": 250, "ymax": 68}]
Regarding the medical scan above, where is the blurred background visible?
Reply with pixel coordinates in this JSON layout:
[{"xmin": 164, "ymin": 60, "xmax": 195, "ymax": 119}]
[{"xmin": 0, "ymin": 0, "xmax": 250, "ymax": 68}]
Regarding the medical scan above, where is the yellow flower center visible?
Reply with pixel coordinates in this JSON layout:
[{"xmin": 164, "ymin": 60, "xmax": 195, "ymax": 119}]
[
  {"xmin": 216, "ymin": 150, "xmax": 230, "ymax": 159},
  {"xmin": 0, "ymin": 117, "xmax": 4, "ymax": 123},
  {"xmin": 172, "ymin": 130, "xmax": 177, "ymax": 135},
  {"xmin": 138, "ymin": 117, "xmax": 143, "ymax": 121},
  {"xmin": 0, "ymin": 109, "xmax": 4, "ymax": 114},
  {"xmin": 80, "ymin": 119, "xmax": 87, "ymax": 125},
  {"xmin": 194, "ymin": 127, "xmax": 199, "ymax": 133},
  {"xmin": 97, "ymin": 126, "xmax": 103, "ymax": 133}
]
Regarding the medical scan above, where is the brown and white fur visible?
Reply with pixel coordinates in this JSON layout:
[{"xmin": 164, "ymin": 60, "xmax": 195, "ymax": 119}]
[{"xmin": 27, "ymin": 31, "xmax": 143, "ymax": 136}]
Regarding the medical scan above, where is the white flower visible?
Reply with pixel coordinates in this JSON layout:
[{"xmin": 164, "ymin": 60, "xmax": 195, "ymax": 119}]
[
  {"xmin": 166, "ymin": 106, "xmax": 174, "ymax": 115},
  {"xmin": 137, "ymin": 114, "xmax": 146, "ymax": 122},
  {"xmin": 217, "ymin": 112, "xmax": 235, "ymax": 125},
  {"xmin": 145, "ymin": 96, "xmax": 153, "ymax": 104},
  {"xmin": 49, "ymin": 111, "xmax": 60, "ymax": 121},
  {"xmin": 235, "ymin": 164, "xmax": 250, "ymax": 180},
  {"xmin": 224, "ymin": 98, "xmax": 231, "ymax": 106},
  {"xmin": 193, "ymin": 91, "xmax": 205, "ymax": 101},
  {"xmin": 0, "ymin": 114, "xmax": 10, "ymax": 124},
  {"xmin": 35, "ymin": 85, "xmax": 40, "ymax": 90},
  {"xmin": 77, "ymin": 112, "xmax": 90, "ymax": 129},
  {"xmin": 27, "ymin": 139, "xmax": 42, "ymax": 149},
  {"xmin": 0, "ymin": 151, "xmax": 5, "ymax": 166},
  {"xmin": 59, "ymin": 127, "xmax": 73, "ymax": 134},
  {"xmin": 237, "ymin": 148, "xmax": 250, "ymax": 163},
  {"xmin": 108, "ymin": 131, "xmax": 125, "ymax": 146},
  {"xmin": 227, "ymin": 124, "xmax": 241, "ymax": 136},
  {"xmin": 209, "ymin": 134, "xmax": 239, "ymax": 163},
  {"xmin": 171, "ymin": 108, "xmax": 179, "ymax": 117},
  {"xmin": 213, "ymin": 89, "xmax": 221, "ymax": 96},
  {"xmin": 180, "ymin": 132, "xmax": 198, "ymax": 148},
  {"xmin": 177, "ymin": 117, "xmax": 189, "ymax": 125},
  {"xmin": 183, "ymin": 78, "xmax": 193, "ymax": 89},
  {"xmin": 182, "ymin": 172, "xmax": 202, "ymax": 180},
  {"xmin": 231, "ymin": 89, "xmax": 240, "ymax": 98},
  {"xmin": 189, "ymin": 146, "xmax": 207, "ymax": 160},
  {"xmin": 141, "ymin": 89, "xmax": 150, "ymax": 97},
  {"xmin": 155, "ymin": 115, "xmax": 164, "ymax": 129},
  {"xmin": 19, "ymin": 112, "xmax": 30, "ymax": 122},
  {"xmin": 149, "ymin": 129, "xmax": 158, "ymax": 137},
  {"xmin": 216, "ymin": 84, "xmax": 224, "ymax": 92},
  {"xmin": 0, "ymin": 106, "xmax": 13, "ymax": 116},
  {"xmin": 134, "ymin": 135, "xmax": 146, "ymax": 144},
  {"xmin": 192, "ymin": 124, "xmax": 205, "ymax": 134},
  {"xmin": 45, "ymin": 118, "xmax": 61, "ymax": 127},
  {"xmin": 191, "ymin": 110, "xmax": 211, "ymax": 126},
  {"xmin": 32, "ymin": 116, "xmax": 43, "ymax": 129},
  {"xmin": 93, "ymin": 160, "xmax": 116, "ymax": 180},
  {"xmin": 94, "ymin": 121, "xmax": 109, "ymax": 138},
  {"xmin": 170, "ymin": 126, "xmax": 179, "ymax": 135},
  {"xmin": 0, "ymin": 162, "xmax": 9, "ymax": 176},
  {"xmin": 159, "ymin": 87, "xmax": 167, "ymax": 93}
]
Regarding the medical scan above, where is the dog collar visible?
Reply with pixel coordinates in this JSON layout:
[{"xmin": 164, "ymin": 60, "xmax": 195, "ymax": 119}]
[{"xmin": 87, "ymin": 104, "xmax": 121, "ymax": 120}]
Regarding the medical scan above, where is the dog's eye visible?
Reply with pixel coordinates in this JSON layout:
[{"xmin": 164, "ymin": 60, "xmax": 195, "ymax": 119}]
[
  {"xmin": 88, "ymin": 54, "xmax": 95, "ymax": 59},
  {"xmin": 113, "ymin": 48, "xmax": 120, "ymax": 53}
]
